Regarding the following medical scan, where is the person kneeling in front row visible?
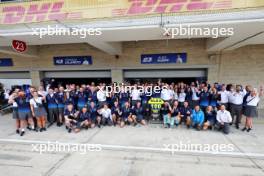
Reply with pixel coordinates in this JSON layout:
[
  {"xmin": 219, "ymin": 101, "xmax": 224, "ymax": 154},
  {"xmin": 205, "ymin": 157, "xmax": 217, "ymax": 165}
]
[
  {"xmin": 75, "ymin": 106, "xmax": 90, "ymax": 133},
  {"xmin": 191, "ymin": 105, "xmax": 204, "ymax": 131},
  {"xmin": 216, "ymin": 105, "xmax": 232, "ymax": 134},
  {"xmin": 98, "ymin": 103, "xmax": 113, "ymax": 126},
  {"xmin": 64, "ymin": 104, "xmax": 79, "ymax": 133},
  {"xmin": 132, "ymin": 101, "xmax": 146, "ymax": 126},
  {"xmin": 203, "ymin": 106, "xmax": 217, "ymax": 130}
]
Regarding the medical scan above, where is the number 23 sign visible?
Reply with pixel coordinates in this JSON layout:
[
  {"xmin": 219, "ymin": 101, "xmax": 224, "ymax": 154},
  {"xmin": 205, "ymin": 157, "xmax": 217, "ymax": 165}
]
[{"xmin": 12, "ymin": 40, "xmax": 27, "ymax": 53}]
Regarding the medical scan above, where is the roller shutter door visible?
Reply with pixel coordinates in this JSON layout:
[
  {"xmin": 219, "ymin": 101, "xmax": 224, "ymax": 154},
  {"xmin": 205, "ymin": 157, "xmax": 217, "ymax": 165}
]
[
  {"xmin": 0, "ymin": 72, "xmax": 31, "ymax": 89},
  {"xmin": 124, "ymin": 69, "xmax": 207, "ymax": 78},
  {"xmin": 44, "ymin": 70, "xmax": 111, "ymax": 78}
]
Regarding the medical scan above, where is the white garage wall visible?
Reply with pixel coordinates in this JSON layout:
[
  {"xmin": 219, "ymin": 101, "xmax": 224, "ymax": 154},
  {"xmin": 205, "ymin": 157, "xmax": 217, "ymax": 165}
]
[{"xmin": 0, "ymin": 79, "xmax": 32, "ymax": 89}]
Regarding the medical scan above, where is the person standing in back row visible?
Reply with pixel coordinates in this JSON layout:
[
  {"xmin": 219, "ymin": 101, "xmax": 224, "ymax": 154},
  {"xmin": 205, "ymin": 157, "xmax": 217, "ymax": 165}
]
[
  {"xmin": 46, "ymin": 88, "xmax": 59, "ymax": 127},
  {"xmin": 229, "ymin": 85, "xmax": 246, "ymax": 129}
]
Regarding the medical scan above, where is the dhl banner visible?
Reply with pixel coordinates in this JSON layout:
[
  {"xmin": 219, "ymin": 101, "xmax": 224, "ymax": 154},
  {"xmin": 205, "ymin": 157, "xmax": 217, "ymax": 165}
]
[{"xmin": 0, "ymin": 0, "xmax": 264, "ymax": 25}]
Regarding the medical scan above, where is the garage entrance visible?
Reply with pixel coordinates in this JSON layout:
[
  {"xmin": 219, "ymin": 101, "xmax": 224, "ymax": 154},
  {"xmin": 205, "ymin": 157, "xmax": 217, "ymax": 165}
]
[
  {"xmin": 43, "ymin": 70, "xmax": 112, "ymax": 86},
  {"xmin": 124, "ymin": 69, "xmax": 207, "ymax": 84},
  {"xmin": 0, "ymin": 71, "xmax": 32, "ymax": 89}
]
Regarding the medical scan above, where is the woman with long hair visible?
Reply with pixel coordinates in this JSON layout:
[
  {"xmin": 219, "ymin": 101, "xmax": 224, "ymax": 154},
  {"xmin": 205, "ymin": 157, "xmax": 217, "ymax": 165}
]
[{"xmin": 242, "ymin": 86, "xmax": 263, "ymax": 132}]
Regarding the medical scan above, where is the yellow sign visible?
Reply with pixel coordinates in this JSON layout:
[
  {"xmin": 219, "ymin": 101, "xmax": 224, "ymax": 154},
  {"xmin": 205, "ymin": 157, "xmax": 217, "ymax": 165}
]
[{"xmin": 0, "ymin": 0, "xmax": 263, "ymax": 24}]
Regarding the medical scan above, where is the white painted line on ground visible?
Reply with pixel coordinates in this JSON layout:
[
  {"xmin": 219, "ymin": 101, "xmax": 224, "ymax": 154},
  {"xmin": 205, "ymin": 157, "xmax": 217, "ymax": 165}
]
[{"xmin": 0, "ymin": 138, "xmax": 264, "ymax": 159}]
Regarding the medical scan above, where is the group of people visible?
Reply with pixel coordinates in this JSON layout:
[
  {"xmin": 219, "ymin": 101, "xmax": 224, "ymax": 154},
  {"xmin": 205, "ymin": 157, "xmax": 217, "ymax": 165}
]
[{"xmin": 6, "ymin": 81, "xmax": 263, "ymax": 136}]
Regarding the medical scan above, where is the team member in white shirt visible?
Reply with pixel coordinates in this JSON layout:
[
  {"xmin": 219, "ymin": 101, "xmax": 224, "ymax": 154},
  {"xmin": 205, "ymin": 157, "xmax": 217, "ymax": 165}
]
[
  {"xmin": 216, "ymin": 105, "xmax": 232, "ymax": 134},
  {"xmin": 98, "ymin": 104, "xmax": 113, "ymax": 126},
  {"xmin": 178, "ymin": 88, "xmax": 186, "ymax": 107},
  {"xmin": 229, "ymin": 85, "xmax": 246, "ymax": 129},
  {"xmin": 131, "ymin": 85, "xmax": 141, "ymax": 107},
  {"xmin": 161, "ymin": 85, "xmax": 173, "ymax": 103},
  {"xmin": 97, "ymin": 86, "xmax": 107, "ymax": 108},
  {"xmin": 242, "ymin": 87, "xmax": 263, "ymax": 132},
  {"xmin": 191, "ymin": 83, "xmax": 200, "ymax": 108},
  {"xmin": 30, "ymin": 91, "xmax": 47, "ymax": 132},
  {"xmin": 218, "ymin": 85, "xmax": 229, "ymax": 108}
]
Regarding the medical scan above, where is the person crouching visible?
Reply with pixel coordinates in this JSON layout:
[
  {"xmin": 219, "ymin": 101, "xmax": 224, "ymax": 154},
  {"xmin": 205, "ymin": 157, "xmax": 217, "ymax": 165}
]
[
  {"xmin": 191, "ymin": 105, "xmax": 204, "ymax": 131},
  {"xmin": 64, "ymin": 104, "xmax": 79, "ymax": 133}
]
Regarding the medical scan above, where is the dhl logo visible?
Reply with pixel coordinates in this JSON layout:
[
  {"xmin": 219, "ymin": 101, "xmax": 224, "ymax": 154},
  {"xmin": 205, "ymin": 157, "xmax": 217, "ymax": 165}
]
[
  {"xmin": 0, "ymin": 1, "xmax": 82, "ymax": 24},
  {"xmin": 112, "ymin": 0, "xmax": 232, "ymax": 16}
]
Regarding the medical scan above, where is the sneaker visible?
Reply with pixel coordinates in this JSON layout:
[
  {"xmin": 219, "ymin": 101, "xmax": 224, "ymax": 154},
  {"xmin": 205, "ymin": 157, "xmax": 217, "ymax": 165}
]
[
  {"xmin": 43, "ymin": 128, "xmax": 47, "ymax": 131},
  {"xmin": 20, "ymin": 131, "xmax": 25, "ymax": 136},
  {"xmin": 40, "ymin": 128, "xmax": 43, "ymax": 132},
  {"xmin": 98, "ymin": 124, "xmax": 101, "ymax": 128},
  {"xmin": 34, "ymin": 128, "xmax": 38, "ymax": 132},
  {"xmin": 27, "ymin": 126, "xmax": 32, "ymax": 131},
  {"xmin": 16, "ymin": 129, "xmax": 19, "ymax": 134},
  {"xmin": 235, "ymin": 125, "xmax": 239, "ymax": 129},
  {"xmin": 68, "ymin": 128, "xmax": 72, "ymax": 133}
]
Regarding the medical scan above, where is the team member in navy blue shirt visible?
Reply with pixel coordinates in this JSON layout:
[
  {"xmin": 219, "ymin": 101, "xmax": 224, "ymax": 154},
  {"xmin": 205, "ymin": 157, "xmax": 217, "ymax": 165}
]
[
  {"xmin": 120, "ymin": 101, "xmax": 132, "ymax": 127},
  {"xmin": 179, "ymin": 101, "xmax": 192, "ymax": 128},
  {"xmin": 171, "ymin": 101, "xmax": 181, "ymax": 127},
  {"xmin": 77, "ymin": 87, "xmax": 88, "ymax": 111},
  {"xmin": 64, "ymin": 103, "xmax": 79, "ymax": 133},
  {"xmin": 132, "ymin": 101, "xmax": 146, "ymax": 126},
  {"xmin": 9, "ymin": 90, "xmax": 35, "ymax": 136},
  {"xmin": 75, "ymin": 106, "xmax": 90, "ymax": 132},
  {"xmin": 89, "ymin": 101, "xmax": 101, "ymax": 128},
  {"xmin": 141, "ymin": 90, "xmax": 151, "ymax": 121},
  {"xmin": 46, "ymin": 88, "xmax": 59, "ymax": 127},
  {"xmin": 57, "ymin": 86, "xmax": 66, "ymax": 127},
  {"xmin": 119, "ymin": 89, "xmax": 130, "ymax": 109},
  {"xmin": 88, "ymin": 86, "xmax": 98, "ymax": 106},
  {"xmin": 203, "ymin": 106, "xmax": 217, "ymax": 130},
  {"xmin": 197, "ymin": 86, "xmax": 210, "ymax": 112},
  {"xmin": 210, "ymin": 87, "xmax": 219, "ymax": 109},
  {"xmin": 111, "ymin": 101, "xmax": 121, "ymax": 126}
]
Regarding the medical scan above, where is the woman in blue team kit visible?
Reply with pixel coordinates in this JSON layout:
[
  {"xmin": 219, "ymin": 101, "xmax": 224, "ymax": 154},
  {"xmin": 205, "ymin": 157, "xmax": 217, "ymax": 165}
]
[
  {"xmin": 89, "ymin": 101, "xmax": 101, "ymax": 128},
  {"xmin": 120, "ymin": 101, "xmax": 133, "ymax": 128},
  {"xmin": 10, "ymin": 90, "xmax": 36, "ymax": 136},
  {"xmin": 210, "ymin": 87, "xmax": 219, "ymax": 110},
  {"xmin": 141, "ymin": 88, "xmax": 151, "ymax": 121},
  {"xmin": 88, "ymin": 86, "xmax": 98, "ymax": 107},
  {"xmin": 111, "ymin": 100, "xmax": 122, "ymax": 126},
  {"xmin": 197, "ymin": 86, "xmax": 210, "ymax": 113},
  {"xmin": 119, "ymin": 88, "xmax": 130, "ymax": 109},
  {"xmin": 203, "ymin": 106, "xmax": 217, "ymax": 130},
  {"xmin": 132, "ymin": 101, "xmax": 146, "ymax": 126},
  {"xmin": 171, "ymin": 101, "xmax": 181, "ymax": 127},
  {"xmin": 77, "ymin": 87, "xmax": 88, "ymax": 111},
  {"xmin": 57, "ymin": 86, "xmax": 66, "ymax": 127}
]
